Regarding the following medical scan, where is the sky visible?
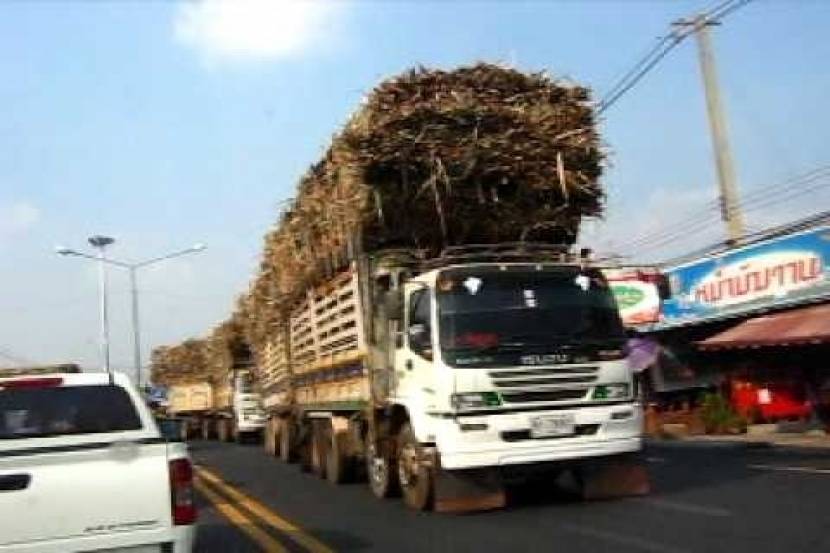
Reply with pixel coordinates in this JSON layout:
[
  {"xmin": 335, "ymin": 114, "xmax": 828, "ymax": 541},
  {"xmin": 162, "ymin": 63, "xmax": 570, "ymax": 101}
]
[{"xmin": 2, "ymin": 0, "xmax": 829, "ymax": 378}]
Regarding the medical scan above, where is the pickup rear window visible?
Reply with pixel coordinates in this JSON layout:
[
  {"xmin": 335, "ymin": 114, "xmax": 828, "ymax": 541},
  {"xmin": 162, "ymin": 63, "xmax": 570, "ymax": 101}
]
[{"xmin": 0, "ymin": 385, "xmax": 142, "ymax": 439}]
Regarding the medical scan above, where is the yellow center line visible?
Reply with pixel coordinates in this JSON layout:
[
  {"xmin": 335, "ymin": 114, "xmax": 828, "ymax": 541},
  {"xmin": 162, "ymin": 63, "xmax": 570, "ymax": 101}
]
[
  {"xmin": 194, "ymin": 477, "xmax": 287, "ymax": 553},
  {"xmin": 195, "ymin": 466, "xmax": 335, "ymax": 553}
]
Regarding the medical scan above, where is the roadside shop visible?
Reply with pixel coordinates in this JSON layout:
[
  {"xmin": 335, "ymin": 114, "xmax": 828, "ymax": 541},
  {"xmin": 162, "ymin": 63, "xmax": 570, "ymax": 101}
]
[{"xmin": 644, "ymin": 218, "xmax": 830, "ymax": 432}]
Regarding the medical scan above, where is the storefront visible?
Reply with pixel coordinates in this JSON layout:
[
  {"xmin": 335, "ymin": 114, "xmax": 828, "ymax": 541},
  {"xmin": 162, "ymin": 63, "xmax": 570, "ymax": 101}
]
[{"xmin": 642, "ymin": 219, "xmax": 830, "ymax": 432}]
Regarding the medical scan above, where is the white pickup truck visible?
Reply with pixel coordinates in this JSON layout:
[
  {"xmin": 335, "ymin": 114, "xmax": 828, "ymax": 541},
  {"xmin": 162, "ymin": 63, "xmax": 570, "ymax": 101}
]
[{"xmin": 0, "ymin": 370, "xmax": 196, "ymax": 552}]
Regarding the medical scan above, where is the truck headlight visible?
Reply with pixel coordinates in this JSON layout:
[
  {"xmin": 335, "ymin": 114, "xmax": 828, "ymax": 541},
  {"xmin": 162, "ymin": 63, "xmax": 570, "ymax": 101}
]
[
  {"xmin": 451, "ymin": 392, "xmax": 501, "ymax": 411},
  {"xmin": 592, "ymin": 384, "xmax": 630, "ymax": 400}
]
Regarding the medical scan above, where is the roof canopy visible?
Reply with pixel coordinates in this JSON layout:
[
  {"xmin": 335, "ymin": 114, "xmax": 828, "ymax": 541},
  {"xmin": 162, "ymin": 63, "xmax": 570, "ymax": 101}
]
[{"xmin": 697, "ymin": 303, "xmax": 830, "ymax": 351}]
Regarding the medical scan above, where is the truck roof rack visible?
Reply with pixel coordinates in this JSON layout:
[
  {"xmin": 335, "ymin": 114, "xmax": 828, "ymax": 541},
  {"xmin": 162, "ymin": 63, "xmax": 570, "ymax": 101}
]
[{"xmin": 422, "ymin": 242, "xmax": 579, "ymax": 269}]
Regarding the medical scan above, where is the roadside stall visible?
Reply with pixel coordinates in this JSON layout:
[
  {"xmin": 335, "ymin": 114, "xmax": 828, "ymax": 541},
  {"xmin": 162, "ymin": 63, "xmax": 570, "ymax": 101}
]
[{"xmin": 646, "ymin": 217, "xmax": 830, "ymax": 434}]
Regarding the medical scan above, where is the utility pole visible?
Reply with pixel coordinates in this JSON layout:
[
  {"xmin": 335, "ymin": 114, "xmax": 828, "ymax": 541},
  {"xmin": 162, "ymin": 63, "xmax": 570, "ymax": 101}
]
[{"xmin": 674, "ymin": 15, "xmax": 745, "ymax": 244}]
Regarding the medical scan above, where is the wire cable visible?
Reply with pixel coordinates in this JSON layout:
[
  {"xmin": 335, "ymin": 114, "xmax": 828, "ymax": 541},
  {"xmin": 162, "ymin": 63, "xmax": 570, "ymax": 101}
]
[
  {"xmin": 615, "ymin": 165, "xmax": 830, "ymax": 252},
  {"xmin": 598, "ymin": 0, "xmax": 754, "ymax": 114}
]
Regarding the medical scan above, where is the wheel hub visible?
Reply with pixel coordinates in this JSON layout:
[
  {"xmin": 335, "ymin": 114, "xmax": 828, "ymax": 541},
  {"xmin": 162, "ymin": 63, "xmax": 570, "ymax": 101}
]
[{"xmin": 398, "ymin": 443, "xmax": 419, "ymax": 488}]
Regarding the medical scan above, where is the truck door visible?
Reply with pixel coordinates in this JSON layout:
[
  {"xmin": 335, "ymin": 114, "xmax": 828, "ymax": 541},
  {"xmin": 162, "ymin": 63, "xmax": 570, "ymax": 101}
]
[{"xmin": 394, "ymin": 285, "xmax": 436, "ymax": 405}]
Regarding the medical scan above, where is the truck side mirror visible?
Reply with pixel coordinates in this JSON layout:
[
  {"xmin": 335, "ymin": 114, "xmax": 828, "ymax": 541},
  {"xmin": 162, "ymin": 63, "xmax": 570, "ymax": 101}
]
[
  {"xmin": 407, "ymin": 323, "xmax": 432, "ymax": 357},
  {"xmin": 384, "ymin": 290, "xmax": 403, "ymax": 321}
]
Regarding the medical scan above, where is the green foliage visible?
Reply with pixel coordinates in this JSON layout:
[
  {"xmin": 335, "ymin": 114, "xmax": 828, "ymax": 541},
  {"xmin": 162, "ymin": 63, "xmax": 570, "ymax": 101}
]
[{"xmin": 700, "ymin": 392, "xmax": 747, "ymax": 434}]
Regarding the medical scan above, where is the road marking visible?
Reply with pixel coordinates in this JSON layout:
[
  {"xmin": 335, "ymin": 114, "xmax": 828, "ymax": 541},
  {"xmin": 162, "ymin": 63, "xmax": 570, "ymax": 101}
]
[
  {"xmin": 196, "ymin": 466, "xmax": 334, "ymax": 553},
  {"xmin": 559, "ymin": 523, "xmax": 692, "ymax": 553},
  {"xmin": 748, "ymin": 464, "xmax": 830, "ymax": 475},
  {"xmin": 194, "ymin": 477, "xmax": 287, "ymax": 553},
  {"xmin": 632, "ymin": 497, "xmax": 732, "ymax": 518}
]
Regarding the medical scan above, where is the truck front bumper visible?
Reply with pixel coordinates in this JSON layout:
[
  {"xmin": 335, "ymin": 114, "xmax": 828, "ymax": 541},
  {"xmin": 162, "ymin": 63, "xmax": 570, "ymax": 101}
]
[{"xmin": 433, "ymin": 403, "xmax": 643, "ymax": 470}]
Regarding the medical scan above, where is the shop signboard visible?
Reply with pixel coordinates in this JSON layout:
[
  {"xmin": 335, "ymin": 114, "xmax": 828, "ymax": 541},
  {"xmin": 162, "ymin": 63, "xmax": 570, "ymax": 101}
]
[
  {"xmin": 660, "ymin": 225, "xmax": 830, "ymax": 327},
  {"xmin": 605, "ymin": 268, "xmax": 662, "ymax": 326}
]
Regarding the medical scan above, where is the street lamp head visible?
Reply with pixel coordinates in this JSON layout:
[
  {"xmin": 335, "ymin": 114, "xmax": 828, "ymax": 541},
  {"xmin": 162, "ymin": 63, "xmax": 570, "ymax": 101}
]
[
  {"xmin": 191, "ymin": 243, "xmax": 207, "ymax": 252},
  {"xmin": 88, "ymin": 235, "xmax": 115, "ymax": 249},
  {"xmin": 55, "ymin": 245, "xmax": 77, "ymax": 256}
]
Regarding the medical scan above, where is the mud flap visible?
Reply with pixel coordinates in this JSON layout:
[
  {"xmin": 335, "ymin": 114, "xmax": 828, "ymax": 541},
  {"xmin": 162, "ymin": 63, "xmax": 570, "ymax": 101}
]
[
  {"xmin": 433, "ymin": 467, "xmax": 507, "ymax": 513},
  {"xmin": 574, "ymin": 453, "xmax": 651, "ymax": 500}
]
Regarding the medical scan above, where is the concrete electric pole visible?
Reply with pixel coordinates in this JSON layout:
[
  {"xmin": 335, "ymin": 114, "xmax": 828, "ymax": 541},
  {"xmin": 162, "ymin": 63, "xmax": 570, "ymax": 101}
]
[{"xmin": 674, "ymin": 15, "xmax": 745, "ymax": 244}]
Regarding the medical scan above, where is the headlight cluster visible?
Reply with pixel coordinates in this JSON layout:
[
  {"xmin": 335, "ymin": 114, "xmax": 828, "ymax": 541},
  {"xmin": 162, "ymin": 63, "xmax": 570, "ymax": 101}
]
[
  {"xmin": 451, "ymin": 392, "xmax": 501, "ymax": 411},
  {"xmin": 592, "ymin": 384, "xmax": 631, "ymax": 401}
]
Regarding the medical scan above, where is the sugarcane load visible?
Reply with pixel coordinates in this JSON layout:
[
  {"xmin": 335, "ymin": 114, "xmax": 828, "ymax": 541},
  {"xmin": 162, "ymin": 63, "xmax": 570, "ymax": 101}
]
[
  {"xmin": 154, "ymin": 63, "xmax": 648, "ymax": 513},
  {"xmin": 264, "ymin": 63, "xmax": 604, "ymax": 300}
]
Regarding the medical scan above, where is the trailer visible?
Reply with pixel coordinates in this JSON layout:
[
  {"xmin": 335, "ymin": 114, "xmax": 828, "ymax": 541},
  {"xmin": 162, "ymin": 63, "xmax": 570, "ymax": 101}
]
[
  {"xmin": 167, "ymin": 366, "xmax": 265, "ymax": 443},
  {"xmin": 258, "ymin": 245, "xmax": 649, "ymax": 512}
]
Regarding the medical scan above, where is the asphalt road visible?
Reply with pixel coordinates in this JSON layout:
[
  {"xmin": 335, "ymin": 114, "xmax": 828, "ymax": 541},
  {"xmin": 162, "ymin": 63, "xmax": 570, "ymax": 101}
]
[{"xmin": 190, "ymin": 439, "xmax": 830, "ymax": 553}]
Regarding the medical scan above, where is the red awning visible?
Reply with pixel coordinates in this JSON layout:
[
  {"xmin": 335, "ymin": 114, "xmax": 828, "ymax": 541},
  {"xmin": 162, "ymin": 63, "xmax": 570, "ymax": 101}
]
[{"xmin": 697, "ymin": 302, "xmax": 830, "ymax": 351}]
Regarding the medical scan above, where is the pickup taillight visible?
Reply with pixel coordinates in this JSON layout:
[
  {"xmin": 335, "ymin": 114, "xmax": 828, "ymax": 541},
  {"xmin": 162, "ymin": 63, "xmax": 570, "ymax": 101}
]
[
  {"xmin": 169, "ymin": 458, "xmax": 197, "ymax": 525},
  {"xmin": 0, "ymin": 377, "xmax": 63, "ymax": 390}
]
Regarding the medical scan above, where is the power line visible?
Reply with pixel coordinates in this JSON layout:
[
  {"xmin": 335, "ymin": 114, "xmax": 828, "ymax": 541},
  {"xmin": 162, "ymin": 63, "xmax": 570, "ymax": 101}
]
[
  {"xmin": 597, "ymin": 0, "xmax": 754, "ymax": 114},
  {"xmin": 619, "ymin": 174, "xmax": 830, "ymax": 258},
  {"xmin": 614, "ymin": 165, "xmax": 830, "ymax": 252},
  {"xmin": 626, "ymin": 178, "xmax": 830, "ymax": 258}
]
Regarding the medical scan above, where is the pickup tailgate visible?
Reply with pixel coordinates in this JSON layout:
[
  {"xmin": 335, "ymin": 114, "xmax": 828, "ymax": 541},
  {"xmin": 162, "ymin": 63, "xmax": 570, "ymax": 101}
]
[
  {"xmin": 0, "ymin": 377, "xmax": 177, "ymax": 549},
  {"xmin": 0, "ymin": 441, "xmax": 172, "ymax": 547}
]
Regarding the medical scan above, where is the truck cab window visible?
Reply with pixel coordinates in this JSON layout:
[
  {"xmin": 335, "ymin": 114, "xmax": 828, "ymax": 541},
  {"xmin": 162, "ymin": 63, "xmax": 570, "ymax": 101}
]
[{"xmin": 408, "ymin": 289, "xmax": 432, "ymax": 358}]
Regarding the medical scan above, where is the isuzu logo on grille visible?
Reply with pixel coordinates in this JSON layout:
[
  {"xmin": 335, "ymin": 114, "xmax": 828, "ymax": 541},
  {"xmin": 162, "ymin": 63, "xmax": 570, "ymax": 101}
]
[{"xmin": 520, "ymin": 354, "xmax": 570, "ymax": 365}]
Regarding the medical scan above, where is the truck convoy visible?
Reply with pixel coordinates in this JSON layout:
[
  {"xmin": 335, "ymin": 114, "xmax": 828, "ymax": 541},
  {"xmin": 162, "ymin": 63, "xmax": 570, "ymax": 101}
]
[
  {"xmin": 154, "ymin": 336, "xmax": 266, "ymax": 442},
  {"xmin": 152, "ymin": 63, "xmax": 649, "ymax": 512}
]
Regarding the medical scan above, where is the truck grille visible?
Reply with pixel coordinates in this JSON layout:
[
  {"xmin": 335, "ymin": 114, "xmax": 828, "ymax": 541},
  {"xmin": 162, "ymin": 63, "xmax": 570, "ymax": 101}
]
[
  {"xmin": 500, "ymin": 389, "xmax": 588, "ymax": 404},
  {"xmin": 488, "ymin": 365, "xmax": 598, "ymax": 404}
]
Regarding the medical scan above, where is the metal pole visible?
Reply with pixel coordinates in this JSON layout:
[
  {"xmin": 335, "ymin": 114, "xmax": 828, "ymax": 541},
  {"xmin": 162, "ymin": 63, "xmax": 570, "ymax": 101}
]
[
  {"xmin": 692, "ymin": 16, "xmax": 745, "ymax": 243},
  {"xmin": 96, "ymin": 248, "xmax": 111, "ymax": 374},
  {"xmin": 130, "ymin": 266, "xmax": 143, "ymax": 390}
]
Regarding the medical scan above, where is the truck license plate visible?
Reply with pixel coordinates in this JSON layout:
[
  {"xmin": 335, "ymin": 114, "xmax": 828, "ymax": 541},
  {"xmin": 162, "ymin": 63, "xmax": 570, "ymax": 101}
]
[{"xmin": 530, "ymin": 414, "xmax": 576, "ymax": 438}]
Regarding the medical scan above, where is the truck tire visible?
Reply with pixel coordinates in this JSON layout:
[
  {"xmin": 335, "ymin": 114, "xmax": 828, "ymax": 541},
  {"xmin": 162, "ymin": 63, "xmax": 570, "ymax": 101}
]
[
  {"xmin": 201, "ymin": 420, "xmax": 212, "ymax": 441},
  {"xmin": 264, "ymin": 419, "xmax": 278, "ymax": 456},
  {"xmin": 326, "ymin": 431, "xmax": 352, "ymax": 484},
  {"xmin": 397, "ymin": 423, "xmax": 433, "ymax": 511},
  {"xmin": 279, "ymin": 419, "xmax": 296, "ymax": 463},
  {"xmin": 366, "ymin": 432, "xmax": 399, "ymax": 499},
  {"xmin": 310, "ymin": 421, "xmax": 329, "ymax": 479}
]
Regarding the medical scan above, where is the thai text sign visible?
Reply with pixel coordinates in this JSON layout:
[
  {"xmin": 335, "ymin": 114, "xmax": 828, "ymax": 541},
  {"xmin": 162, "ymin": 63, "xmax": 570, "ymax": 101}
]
[{"xmin": 661, "ymin": 225, "xmax": 830, "ymax": 325}]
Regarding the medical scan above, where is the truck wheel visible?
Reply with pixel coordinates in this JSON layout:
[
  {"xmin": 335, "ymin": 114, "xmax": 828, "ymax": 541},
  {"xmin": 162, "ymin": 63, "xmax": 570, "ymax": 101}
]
[
  {"xmin": 201, "ymin": 420, "xmax": 212, "ymax": 441},
  {"xmin": 326, "ymin": 431, "xmax": 352, "ymax": 484},
  {"xmin": 310, "ymin": 422, "xmax": 329, "ymax": 479},
  {"xmin": 217, "ymin": 419, "xmax": 229, "ymax": 442},
  {"xmin": 397, "ymin": 423, "xmax": 433, "ymax": 511},
  {"xmin": 264, "ymin": 420, "xmax": 277, "ymax": 456},
  {"xmin": 279, "ymin": 420, "xmax": 296, "ymax": 463},
  {"xmin": 366, "ymin": 433, "xmax": 399, "ymax": 499}
]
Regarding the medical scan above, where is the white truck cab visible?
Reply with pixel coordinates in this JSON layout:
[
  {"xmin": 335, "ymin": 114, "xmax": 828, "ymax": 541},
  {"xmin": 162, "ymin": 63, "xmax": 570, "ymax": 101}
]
[
  {"xmin": 389, "ymin": 261, "xmax": 641, "ymax": 471},
  {"xmin": 231, "ymin": 369, "xmax": 266, "ymax": 436}
]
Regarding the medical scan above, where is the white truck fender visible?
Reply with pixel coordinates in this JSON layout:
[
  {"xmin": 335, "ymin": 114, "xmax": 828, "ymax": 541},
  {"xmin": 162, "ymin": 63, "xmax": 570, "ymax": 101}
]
[{"xmin": 393, "ymin": 399, "xmax": 437, "ymax": 444}]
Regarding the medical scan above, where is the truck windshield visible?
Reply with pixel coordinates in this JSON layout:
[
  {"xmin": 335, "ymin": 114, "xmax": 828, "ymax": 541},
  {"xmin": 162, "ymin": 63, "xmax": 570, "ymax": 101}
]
[
  {"xmin": 0, "ymin": 385, "xmax": 142, "ymax": 440},
  {"xmin": 437, "ymin": 267, "xmax": 625, "ymax": 362}
]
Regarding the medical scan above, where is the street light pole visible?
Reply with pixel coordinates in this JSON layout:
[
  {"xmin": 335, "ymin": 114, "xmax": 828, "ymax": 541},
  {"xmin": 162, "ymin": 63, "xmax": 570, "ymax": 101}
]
[
  {"xmin": 129, "ymin": 266, "xmax": 143, "ymax": 389},
  {"xmin": 57, "ymin": 241, "xmax": 206, "ymax": 388},
  {"xmin": 87, "ymin": 235, "xmax": 115, "ymax": 375}
]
